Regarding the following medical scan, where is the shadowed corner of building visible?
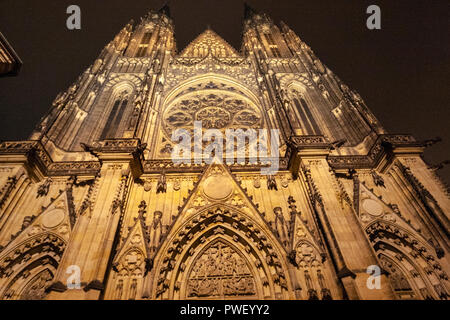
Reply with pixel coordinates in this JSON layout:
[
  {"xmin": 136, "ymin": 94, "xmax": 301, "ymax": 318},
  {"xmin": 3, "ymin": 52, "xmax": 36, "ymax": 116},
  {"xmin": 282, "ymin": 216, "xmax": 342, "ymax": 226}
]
[{"xmin": 0, "ymin": 31, "xmax": 22, "ymax": 77}]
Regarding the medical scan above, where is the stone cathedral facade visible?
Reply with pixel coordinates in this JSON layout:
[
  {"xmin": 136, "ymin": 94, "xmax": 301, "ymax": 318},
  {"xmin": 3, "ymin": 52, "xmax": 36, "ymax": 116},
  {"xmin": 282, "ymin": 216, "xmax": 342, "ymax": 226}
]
[{"xmin": 0, "ymin": 5, "xmax": 448, "ymax": 300}]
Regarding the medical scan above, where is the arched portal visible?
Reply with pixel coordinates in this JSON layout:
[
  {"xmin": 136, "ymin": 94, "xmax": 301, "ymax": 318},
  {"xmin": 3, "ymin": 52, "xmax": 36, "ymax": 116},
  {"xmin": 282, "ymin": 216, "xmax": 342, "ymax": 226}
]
[
  {"xmin": 150, "ymin": 206, "xmax": 293, "ymax": 300},
  {"xmin": 366, "ymin": 220, "xmax": 449, "ymax": 300},
  {"xmin": 0, "ymin": 232, "xmax": 65, "ymax": 300}
]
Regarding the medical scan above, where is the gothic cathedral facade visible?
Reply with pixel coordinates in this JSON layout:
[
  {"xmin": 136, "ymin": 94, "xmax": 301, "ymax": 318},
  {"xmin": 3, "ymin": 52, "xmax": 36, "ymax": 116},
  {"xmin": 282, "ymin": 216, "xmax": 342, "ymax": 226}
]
[{"xmin": 0, "ymin": 6, "xmax": 448, "ymax": 300}]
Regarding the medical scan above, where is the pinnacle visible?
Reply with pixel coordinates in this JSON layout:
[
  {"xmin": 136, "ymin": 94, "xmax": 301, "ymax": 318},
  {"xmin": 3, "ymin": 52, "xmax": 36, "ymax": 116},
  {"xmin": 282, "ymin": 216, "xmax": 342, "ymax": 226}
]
[
  {"xmin": 244, "ymin": 2, "xmax": 257, "ymax": 19},
  {"xmin": 158, "ymin": 2, "xmax": 171, "ymax": 18}
]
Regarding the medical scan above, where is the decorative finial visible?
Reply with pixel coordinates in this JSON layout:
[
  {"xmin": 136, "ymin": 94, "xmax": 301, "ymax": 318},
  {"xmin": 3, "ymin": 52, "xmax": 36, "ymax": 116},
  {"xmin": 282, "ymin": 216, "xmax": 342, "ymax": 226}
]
[
  {"xmin": 158, "ymin": 2, "xmax": 171, "ymax": 18},
  {"xmin": 244, "ymin": 2, "xmax": 257, "ymax": 19}
]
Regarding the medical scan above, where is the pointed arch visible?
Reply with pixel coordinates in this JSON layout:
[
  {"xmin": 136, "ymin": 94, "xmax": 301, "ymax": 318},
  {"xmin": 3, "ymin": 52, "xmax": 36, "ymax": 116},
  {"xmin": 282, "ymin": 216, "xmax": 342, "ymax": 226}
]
[
  {"xmin": 366, "ymin": 220, "xmax": 449, "ymax": 300},
  {"xmin": 84, "ymin": 75, "xmax": 142, "ymax": 143},
  {"xmin": 99, "ymin": 84, "xmax": 133, "ymax": 140},
  {"xmin": 106, "ymin": 247, "xmax": 147, "ymax": 300},
  {"xmin": 162, "ymin": 74, "xmax": 265, "ymax": 113},
  {"xmin": 181, "ymin": 237, "xmax": 260, "ymax": 299},
  {"xmin": 293, "ymin": 240, "xmax": 334, "ymax": 300},
  {"xmin": 150, "ymin": 205, "xmax": 294, "ymax": 300},
  {"xmin": 378, "ymin": 253, "xmax": 418, "ymax": 299},
  {"xmin": 155, "ymin": 74, "xmax": 270, "ymax": 159},
  {"xmin": 285, "ymin": 82, "xmax": 323, "ymax": 136},
  {"xmin": 0, "ymin": 232, "xmax": 66, "ymax": 300}
]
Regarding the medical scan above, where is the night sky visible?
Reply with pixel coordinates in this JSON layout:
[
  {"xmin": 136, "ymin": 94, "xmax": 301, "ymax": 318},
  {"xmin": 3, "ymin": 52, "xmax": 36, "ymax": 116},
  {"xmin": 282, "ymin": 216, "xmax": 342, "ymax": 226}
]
[{"xmin": 0, "ymin": 0, "xmax": 449, "ymax": 184}]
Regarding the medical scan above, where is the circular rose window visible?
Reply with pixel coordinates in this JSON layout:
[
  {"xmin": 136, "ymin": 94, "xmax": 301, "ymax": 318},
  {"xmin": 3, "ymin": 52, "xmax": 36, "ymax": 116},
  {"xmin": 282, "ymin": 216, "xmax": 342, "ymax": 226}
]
[{"xmin": 163, "ymin": 92, "xmax": 262, "ymax": 138}]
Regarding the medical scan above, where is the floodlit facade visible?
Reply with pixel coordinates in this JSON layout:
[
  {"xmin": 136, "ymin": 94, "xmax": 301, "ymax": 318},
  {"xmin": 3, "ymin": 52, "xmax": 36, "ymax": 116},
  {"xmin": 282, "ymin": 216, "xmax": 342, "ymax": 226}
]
[{"xmin": 0, "ymin": 5, "xmax": 448, "ymax": 300}]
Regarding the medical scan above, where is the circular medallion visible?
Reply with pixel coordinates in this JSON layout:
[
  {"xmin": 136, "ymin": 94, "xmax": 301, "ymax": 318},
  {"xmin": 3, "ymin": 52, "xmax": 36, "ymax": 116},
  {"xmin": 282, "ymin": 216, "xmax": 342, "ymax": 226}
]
[
  {"xmin": 203, "ymin": 175, "xmax": 233, "ymax": 200},
  {"xmin": 195, "ymin": 107, "xmax": 231, "ymax": 129},
  {"xmin": 362, "ymin": 199, "xmax": 383, "ymax": 217},
  {"xmin": 42, "ymin": 209, "xmax": 65, "ymax": 229}
]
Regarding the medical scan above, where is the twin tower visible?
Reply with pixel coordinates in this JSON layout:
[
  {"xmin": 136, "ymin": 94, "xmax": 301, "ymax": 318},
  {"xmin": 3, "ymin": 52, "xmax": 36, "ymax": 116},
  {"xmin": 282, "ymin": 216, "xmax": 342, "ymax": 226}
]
[{"xmin": 0, "ymin": 5, "xmax": 448, "ymax": 300}]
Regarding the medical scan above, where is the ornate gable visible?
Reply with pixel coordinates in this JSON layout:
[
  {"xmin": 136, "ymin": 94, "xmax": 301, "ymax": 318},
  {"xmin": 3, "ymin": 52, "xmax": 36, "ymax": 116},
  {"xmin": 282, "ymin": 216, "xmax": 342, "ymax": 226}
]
[
  {"xmin": 0, "ymin": 190, "xmax": 73, "ymax": 253},
  {"xmin": 179, "ymin": 29, "xmax": 240, "ymax": 58},
  {"xmin": 0, "ymin": 191, "xmax": 72, "ymax": 299},
  {"xmin": 113, "ymin": 200, "xmax": 152, "ymax": 276},
  {"xmin": 171, "ymin": 161, "xmax": 269, "ymax": 226},
  {"xmin": 149, "ymin": 161, "xmax": 294, "ymax": 299}
]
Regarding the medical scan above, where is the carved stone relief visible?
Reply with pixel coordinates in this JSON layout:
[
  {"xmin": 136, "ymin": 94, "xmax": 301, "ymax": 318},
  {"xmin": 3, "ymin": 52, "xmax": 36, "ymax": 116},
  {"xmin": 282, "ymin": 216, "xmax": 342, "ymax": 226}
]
[{"xmin": 187, "ymin": 241, "xmax": 256, "ymax": 298}]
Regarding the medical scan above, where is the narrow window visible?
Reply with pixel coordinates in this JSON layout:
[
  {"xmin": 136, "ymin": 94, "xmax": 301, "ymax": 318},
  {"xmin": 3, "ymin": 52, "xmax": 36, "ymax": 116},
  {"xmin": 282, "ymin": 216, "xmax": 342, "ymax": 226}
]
[
  {"xmin": 300, "ymin": 98, "xmax": 320, "ymax": 133},
  {"xmin": 136, "ymin": 32, "xmax": 152, "ymax": 57},
  {"xmin": 293, "ymin": 97, "xmax": 320, "ymax": 135},
  {"xmin": 264, "ymin": 33, "xmax": 281, "ymax": 57},
  {"xmin": 100, "ymin": 92, "xmax": 129, "ymax": 139}
]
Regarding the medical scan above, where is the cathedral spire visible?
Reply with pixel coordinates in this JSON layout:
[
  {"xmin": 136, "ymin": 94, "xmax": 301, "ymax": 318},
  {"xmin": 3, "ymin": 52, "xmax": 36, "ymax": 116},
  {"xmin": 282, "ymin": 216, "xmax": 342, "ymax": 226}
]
[
  {"xmin": 158, "ymin": 2, "xmax": 171, "ymax": 18},
  {"xmin": 244, "ymin": 3, "xmax": 257, "ymax": 20}
]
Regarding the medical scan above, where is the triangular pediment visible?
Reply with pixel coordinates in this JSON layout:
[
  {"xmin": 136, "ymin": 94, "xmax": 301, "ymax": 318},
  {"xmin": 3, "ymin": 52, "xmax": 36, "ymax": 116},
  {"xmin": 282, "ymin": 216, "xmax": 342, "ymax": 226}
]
[
  {"xmin": 356, "ymin": 182, "xmax": 445, "ymax": 258},
  {"xmin": 0, "ymin": 191, "xmax": 73, "ymax": 256},
  {"xmin": 174, "ymin": 161, "xmax": 267, "ymax": 225},
  {"xmin": 151, "ymin": 162, "xmax": 295, "ymax": 298},
  {"xmin": 114, "ymin": 206, "xmax": 151, "ymax": 264},
  {"xmin": 179, "ymin": 29, "xmax": 240, "ymax": 58},
  {"xmin": 357, "ymin": 183, "xmax": 424, "ymax": 234},
  {"xmin": 112, "ymin": 201, "xmax": 154, "ymax": 277}
]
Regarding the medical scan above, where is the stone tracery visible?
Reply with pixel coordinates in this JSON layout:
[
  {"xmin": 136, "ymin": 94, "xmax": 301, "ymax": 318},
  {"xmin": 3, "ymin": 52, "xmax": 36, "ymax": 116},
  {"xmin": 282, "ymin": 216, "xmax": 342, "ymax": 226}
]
[
  {"xmin": 163, "ymin": 92, "xmax": 263, "ymax": 137},
  {"xmin": 366, "ymin": 220, "xmax": 449, "ymax": 299},
  {"xmin": 151, "ymin": 206, "xmax": 292, "ymax": 300}
]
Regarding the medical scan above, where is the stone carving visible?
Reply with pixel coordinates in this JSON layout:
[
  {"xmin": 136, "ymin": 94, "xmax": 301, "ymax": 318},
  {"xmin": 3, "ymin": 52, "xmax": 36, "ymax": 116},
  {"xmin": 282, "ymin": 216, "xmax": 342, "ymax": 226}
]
[
  {"xmin": 187, "ymin": 241, "xmax": 256, "ymax": 298},
  {"xmin": 0, "ymin": 176, "xmax": 17, "ymax": 209},
  {"xmin": 253, "ymin": 178, "xmax": 261, "ymax": 189},
  {"xmin": 150, "ymin": 211, "xmax": 163, "ymax": 252},
  {"xmin": 295, "ymin": 242, "xmax": 321, "ymax": 268},
  {"xmin": 304, "ymin": 270, "xmax": 318, "ymax": 300},
  {"xmin": 317, "ymin": 270, "xmax": 332, "ymax": 300},
  {"xmin": 143, "ymin": 157, "xmax": 289, "ymax": 174},
  {"xmin": 273, "ymin": 207, "xmax": 289, "ymax": 248},
  {"xmin": 156, "ymin": 173, "xmax": 167, "ymax": 194},
  {"xmin": 20, "ymin": 269, "xmax": 53, "ymax": 300},
  {"xmin": 113, "ymin": 22, "xmax": 133, "ymax": 51},
  {"xmin": 379, "ymin": 255, "xmax": 415, "ymax": 299},
  {"xmin": 366, "ymin": 220, "xmax": 449, "ymax": 299},
  {"xmin": 0, "ymin": 5, "xmax": 448, "ymax": 302},
  {"xmin": 166, "ymin": 56, "xmax": 258, "ymax": 94},
  {"xmin": 267, "ymin": 175, "xmax": 277, "ymax": 190},
  {"xmin": 327, "ymin": 134, "xmax": 418, "ymax": 169},
  {"xmin": 203, "ymin": 175, "xmax": 233, "ymax": 200},
  {"xmin": 36, "ymin": 178, "xmax": 52, "ymax": 198},
  {"xmin": 371, "ymin": 170, "xmax": 385, "ymax": 188},
  {"xmin": 173, "ymin": 179, "xmax": 181, "ymax": 191},
  {"xmin": 179, "ymin": 29, "xmax": 240, "ymax": 59}
]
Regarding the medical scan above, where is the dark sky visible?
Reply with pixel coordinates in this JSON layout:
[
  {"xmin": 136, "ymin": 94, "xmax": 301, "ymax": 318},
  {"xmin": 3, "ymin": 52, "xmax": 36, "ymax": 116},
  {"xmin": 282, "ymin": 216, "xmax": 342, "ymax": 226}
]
[{"xmin": 0, "ymin": 0, "xmax": 449, "ymax": 184}]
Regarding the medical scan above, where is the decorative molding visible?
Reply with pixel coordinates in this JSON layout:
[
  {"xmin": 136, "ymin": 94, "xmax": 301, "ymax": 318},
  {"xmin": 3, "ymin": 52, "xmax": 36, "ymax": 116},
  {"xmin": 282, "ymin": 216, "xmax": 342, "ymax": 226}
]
[
  {"xmin": 0, "ymin": 141, "xmax": 100, "ymax": 178},
  {"xmin": 327, "ymin": 134, "xmax": 422, "ymax": 170}
]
